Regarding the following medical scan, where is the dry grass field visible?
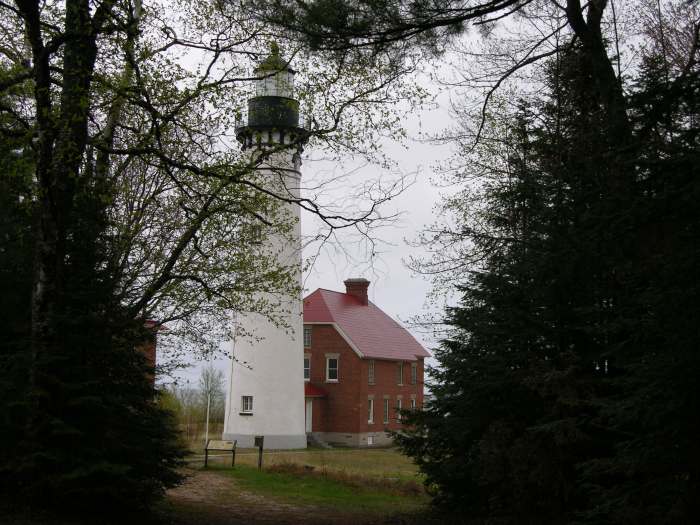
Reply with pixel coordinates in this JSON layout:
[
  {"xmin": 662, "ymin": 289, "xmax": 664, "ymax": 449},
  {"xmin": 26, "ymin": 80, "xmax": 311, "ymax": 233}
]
[{"xmin": 199, "ymin": 446, "xmax": 423, "ymax": 483}]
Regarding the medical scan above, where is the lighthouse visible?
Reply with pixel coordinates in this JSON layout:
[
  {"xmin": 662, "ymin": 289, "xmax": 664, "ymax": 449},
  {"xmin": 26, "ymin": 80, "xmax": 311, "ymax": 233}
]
[{"xmin": 222, "ymin": 44, "xmax": 308, "ymax": 449}]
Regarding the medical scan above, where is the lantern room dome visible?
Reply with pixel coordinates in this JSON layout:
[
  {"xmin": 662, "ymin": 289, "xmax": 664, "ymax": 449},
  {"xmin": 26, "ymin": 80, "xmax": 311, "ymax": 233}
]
[{"xmin": 255, "ymin": 42, "xmax": 296, "ymax": 74}]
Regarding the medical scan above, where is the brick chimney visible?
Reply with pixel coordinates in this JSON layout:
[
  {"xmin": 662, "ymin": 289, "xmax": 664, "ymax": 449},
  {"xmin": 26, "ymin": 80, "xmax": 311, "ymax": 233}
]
[{"xmin": 344, "ymin": 278, "xmax": 370, "ymax": 305}]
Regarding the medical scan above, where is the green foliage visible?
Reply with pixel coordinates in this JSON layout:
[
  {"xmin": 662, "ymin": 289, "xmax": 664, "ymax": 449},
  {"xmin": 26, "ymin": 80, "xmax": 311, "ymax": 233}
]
[
  {"xmin": 0, "ymin": 119, "xmax": 35, "ymax": 483},
  {"xmin": 1, "ymin": 0, "xmax": 420, "ymax": 515},
  {"xmin": 396, "ymin": 42, "xmax": 700, "ymax": 524},
  {"xmin": 0, "ymin": 155, "xmax": 186, "ymax": 512}
]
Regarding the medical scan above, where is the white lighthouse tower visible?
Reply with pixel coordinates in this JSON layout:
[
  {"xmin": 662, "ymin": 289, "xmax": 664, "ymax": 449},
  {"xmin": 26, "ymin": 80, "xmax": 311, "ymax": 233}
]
[{"xmin": 222, "ymin": 44, "xmax": 307, "ymax": 449}]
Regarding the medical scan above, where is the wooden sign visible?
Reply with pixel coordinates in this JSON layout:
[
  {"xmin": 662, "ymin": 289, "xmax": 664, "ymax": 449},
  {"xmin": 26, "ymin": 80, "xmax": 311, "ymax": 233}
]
[
  {"xmin": 204, "ymin": 439, "xmax": 237, "ymax": 468},
  {"xmin": 207, "ymin": 440, "xmax": 235, "ymax": 451}
]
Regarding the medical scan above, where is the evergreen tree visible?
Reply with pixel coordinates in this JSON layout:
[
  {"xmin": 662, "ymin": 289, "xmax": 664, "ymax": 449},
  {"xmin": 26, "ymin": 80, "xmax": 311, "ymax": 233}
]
[
  {"xmin": 0, "ymin": 129, "xmax": 185, "ymax": 512},
  {"xmin": 396, "ymin": 42, "xmax": 699, "ymax": 524}
]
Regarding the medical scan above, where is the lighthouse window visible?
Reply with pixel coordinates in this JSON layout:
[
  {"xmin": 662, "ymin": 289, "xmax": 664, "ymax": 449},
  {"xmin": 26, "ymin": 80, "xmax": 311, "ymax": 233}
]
[
  {"xmin": 325, "ymin": 355, "xmax": 339, "ymax": 382},
  {"xmin": 275, "ymin": 72, "xmax": 293, "ymax": 97},
  {"xmin": 241, "ymin": 395, "xmax": 253, "ymax": 414},
  {"xmin": 250, "ymin": 223, "xmax": 263, "ymax": 245},
  {"xmin": 256, "ymin": 71, "xmax": 294, "ymax": 98}
]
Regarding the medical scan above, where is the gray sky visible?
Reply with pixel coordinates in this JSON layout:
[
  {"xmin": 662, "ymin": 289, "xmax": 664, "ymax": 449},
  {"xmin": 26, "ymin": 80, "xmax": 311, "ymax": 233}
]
[{"xmin": 301, "ymin": 97, "xmax": 454, "ymax": 350}]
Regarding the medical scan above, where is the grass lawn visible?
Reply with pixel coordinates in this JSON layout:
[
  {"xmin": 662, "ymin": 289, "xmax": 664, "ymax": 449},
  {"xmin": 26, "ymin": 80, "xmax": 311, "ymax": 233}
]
[{"xmin": 209, "ymin": 462, "xmax": 429, "ymax": 516}]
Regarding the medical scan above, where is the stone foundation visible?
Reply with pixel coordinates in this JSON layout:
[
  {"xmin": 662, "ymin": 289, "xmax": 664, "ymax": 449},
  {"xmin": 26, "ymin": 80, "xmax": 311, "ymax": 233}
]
[
  {"xmin": 222, "ymin": 432, "xmax": 307, "ymax": 450},
  {"xmin": 311, "ymin": 431, "xmax": 394, "ymax": 448}
]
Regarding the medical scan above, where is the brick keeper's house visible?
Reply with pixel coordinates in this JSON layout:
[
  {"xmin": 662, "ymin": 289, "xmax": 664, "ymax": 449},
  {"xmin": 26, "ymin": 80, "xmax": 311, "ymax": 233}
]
[{"xmin": 302, "ymin": 278, "xmax": 430, "ymax": 447}]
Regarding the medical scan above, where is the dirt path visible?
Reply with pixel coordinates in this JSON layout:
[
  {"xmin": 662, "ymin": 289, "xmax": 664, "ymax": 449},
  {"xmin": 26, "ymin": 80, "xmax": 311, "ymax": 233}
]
[{"xmin": 164, "ymin": 469, "xmax": 388, "ymax": 525}]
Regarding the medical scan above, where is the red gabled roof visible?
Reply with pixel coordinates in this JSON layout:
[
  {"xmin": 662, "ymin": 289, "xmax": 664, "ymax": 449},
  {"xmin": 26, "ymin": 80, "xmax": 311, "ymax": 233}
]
[{"xmin": 303, "ymin": 288, "xmax": 430, "ymax": 361}]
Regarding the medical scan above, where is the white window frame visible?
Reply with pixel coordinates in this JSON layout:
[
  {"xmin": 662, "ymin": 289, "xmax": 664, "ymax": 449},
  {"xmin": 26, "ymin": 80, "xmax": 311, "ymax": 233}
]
[
  {"xmin": 411, "ymin": 362, "xmax": 417, "ymax": 385},
  {"xmin": 397, "ymin": 361, "xmax": 404, "ymax": 385},
  {"xmin": 303, "ymin": 353, "xmax": 310, "ymax": 382},
  {"xmin": 241, "ymin": 395, "xmax": 253, "ymax": 414},
  {"xmin": 396, "ymin": 398, "xmax": 402, "ymax": 421},
  {"xmin": 368, "ymin": 397, "xmax": 374, "ymax": 424},
  {"xmin": 303, "ymin": 325, "xmax": 312, "ymax": 348},
  {"xmin": 325, "ymin": 354, "xmax": 339, "ymax": 382},
  {"xmin": 368, "ymin": 359, "xmax": 375, "ymax": 384},
  {"xmin": 383, "ymin": 398, "xmax": 390, "ymax": 424},
  {"xmin": 410, "ymin": 397, "xmax": 416, "ymax": 410}
]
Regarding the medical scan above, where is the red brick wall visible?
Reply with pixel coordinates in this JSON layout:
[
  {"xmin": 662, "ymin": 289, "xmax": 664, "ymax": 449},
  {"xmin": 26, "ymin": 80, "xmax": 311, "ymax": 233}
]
[
  {"xmin": 359, "ymin": 358, "xmax": 424, "ymax": 433},
  {"xmin": 305, "ymin": 324, "xmax": 424, "ymax": 435},
  {"xmin": 306, "ymin": 324, "xmax": 362, "ymax": 433},
  {"xmin": 137, "ymin": 337, "xmax": 157, "ymax": 387}
]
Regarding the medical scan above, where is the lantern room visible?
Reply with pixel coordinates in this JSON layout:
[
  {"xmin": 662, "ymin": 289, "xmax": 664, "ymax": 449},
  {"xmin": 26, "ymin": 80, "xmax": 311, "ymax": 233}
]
[
  {"xmin": 236, "ymin": 42, "xmax": 306, "ymax": 146},
  {"xmin": 253, "ymin": 42, "xmax": 295, "ymax": 99}
]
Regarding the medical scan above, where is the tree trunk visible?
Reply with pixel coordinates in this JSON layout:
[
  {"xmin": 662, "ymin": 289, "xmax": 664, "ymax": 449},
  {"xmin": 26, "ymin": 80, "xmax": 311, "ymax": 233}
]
[{"xmin": 26, "ymin": 0, "xmax": 101, "ymax": 406}]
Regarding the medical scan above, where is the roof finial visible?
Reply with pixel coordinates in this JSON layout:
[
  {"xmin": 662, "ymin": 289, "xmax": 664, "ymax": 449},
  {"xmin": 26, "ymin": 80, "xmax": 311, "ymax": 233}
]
[{"xmin": 256, "ymin": 40, "xmax": 290, "ymax": 72}]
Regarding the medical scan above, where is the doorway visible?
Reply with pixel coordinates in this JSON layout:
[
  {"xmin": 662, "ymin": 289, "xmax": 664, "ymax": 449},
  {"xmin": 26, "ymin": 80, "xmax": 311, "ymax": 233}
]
[{"xmin": 305, "ymin": 399, "xmax": 313, "ymax": 433}]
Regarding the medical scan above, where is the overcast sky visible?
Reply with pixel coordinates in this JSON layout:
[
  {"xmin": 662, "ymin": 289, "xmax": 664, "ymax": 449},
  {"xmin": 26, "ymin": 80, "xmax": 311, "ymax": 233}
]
[{"xmin": 301, "ymin": 98, "xmax": 454, "ymax": 347}]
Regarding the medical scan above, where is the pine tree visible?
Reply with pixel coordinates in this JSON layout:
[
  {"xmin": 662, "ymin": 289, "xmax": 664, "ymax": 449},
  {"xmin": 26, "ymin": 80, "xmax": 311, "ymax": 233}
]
[
  {"xmin": 0, "ymin": 122, "xmax": 185, "ymax": 513},
  {"xmin": 396, "ymin": 43, "xmax": 700, "ymax": 523}
]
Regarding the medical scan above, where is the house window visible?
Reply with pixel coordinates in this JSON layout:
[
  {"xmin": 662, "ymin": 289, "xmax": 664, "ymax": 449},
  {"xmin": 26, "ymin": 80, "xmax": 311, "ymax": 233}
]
[
  {"xmin": 383, "ymin": 398, "xmax": 390, "ymax": 424},
  {"xmin": 368, "ymin": 360, "xmax": 375, "ymax": 384},
  {"xmin": 410, "ymin": 398, "xmax": 416, "ymax": 410},
  {"xmin": 368, "ymin": 398, "xmax": 374, "ymax": 423},
  {"xmin": 396, "ymin": 398, "xmax": 402, "ymax": 421},
  {"xmin": 250, "ymin": 223, "xmax": 263, "ymax": 245},
  {"xmin": 241, "ymin": 395, "xmax": 253, "ymax": 414},
  {"xmin": 303, "ymin": 354, "xmax": 310, "ymax": 381},
  {"xmin": 397, "ymin": 361, "xmax": 404, "ymax": 385},
  {"xmin": 326, "ymin": 355, "xmax": 339, "ymax": 382},
  {"xmin": 411, "ymin": 362, "xmax": 417, "ymax": 385},
  {"xmin": 367, "ymin": 435, "xmax": 374, "ymax": 446},
  {"xmin": 303, "ymin": 326, "xmax": 312, "ymax": 348}
]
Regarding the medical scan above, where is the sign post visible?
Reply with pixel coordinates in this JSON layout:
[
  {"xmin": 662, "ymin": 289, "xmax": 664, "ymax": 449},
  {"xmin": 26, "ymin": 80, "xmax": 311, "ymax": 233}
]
[{"xmin": 254, "ymin": 435, "xmax": 264, "ymax": 470}]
